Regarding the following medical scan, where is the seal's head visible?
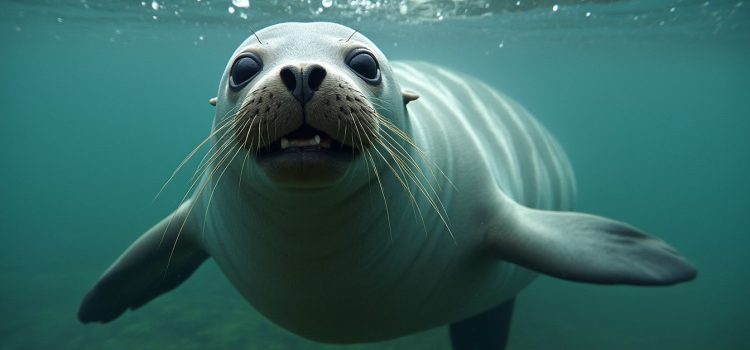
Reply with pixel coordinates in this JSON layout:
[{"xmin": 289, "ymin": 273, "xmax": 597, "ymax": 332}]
[{"xmin": 211, "ymin": 22, "xmax": 414, "ymax": 191}]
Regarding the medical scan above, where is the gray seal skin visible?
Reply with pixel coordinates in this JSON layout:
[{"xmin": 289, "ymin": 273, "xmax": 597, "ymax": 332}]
[{"xmin": 78, "ymin": 22, "xmax": 697, "ymax": 347}]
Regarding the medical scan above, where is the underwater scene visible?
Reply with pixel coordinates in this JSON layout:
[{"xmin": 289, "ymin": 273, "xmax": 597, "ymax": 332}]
[{"xmin": 1, "ymin": 0, "xmax": 748, "ymax": 349}]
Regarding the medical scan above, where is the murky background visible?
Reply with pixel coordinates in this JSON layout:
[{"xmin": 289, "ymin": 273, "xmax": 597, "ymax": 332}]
[{"xmin": 1, "ymin": 0, "xmax": 748, "ymax": 349}]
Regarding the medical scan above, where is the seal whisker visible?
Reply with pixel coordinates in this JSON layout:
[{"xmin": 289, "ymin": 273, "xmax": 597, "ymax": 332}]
[
  {"xmin": 266, "ymin": 119, "xmax": 277, "ymax": 151},
  {"xmin": 189, "ymin": 114, "xmax": 247, "ymax": 185},
  {"xmin": 247, "ymin": 116, "xmax": 263, "ymax": 159},
  {"xmin": 380, "ymin": 138, "xmax": 449, "ymax": 237},
  {"xmin": 155, "ymin": 109, "xmax": 240, "ymax": 201},
  {"xmin": 192, "ymin": 107, "xmax": 245, "ymax": 166},
  {"xmin": 376, "ymin": 128, "xmax": 452, "ymax": 218},
  {"xmin": 353, "ymin": 114, "xmax": 410, "ymax": 195},
  {"xmin": 383, "ymin": 152, "xmax": 428, "ymax": 235},
  {"xmin": 350, "ymin": 116, "xmax": 391, "ymax": 241},
  {"xmin": 188, "ymin": 121, "xmax": 243, "ymax": 188},
  {"xmin": 363, "ymin": 147, "xmax": 393, "ymax": 243},
  {"xmin": 159, "ymin": 116, "xmax": 244, "ymax": 247},
  {"xmin": 370, "ymin": 137, "xmax": 428, "ymax": 234},
  {"xmin": 365, "ymin": 110, "xmax": 439, "ymax": 186},
  {"xmin": 350, "ymin": 114, "xmax": 373, "ymax": 187},
  {"xmin": 236, "ymin": 113, "xmax": 257, "ymax": 149},
  {"xmin": 166, "ymin": 136, "xmax": 242, "ymax": 271},
  {"xmin": 180, "ymin": 117, "xmax": 249, "ymax": 212},
  {"xmin": 374, "ymin": 113, "xmax": 457, "ymax": 191},
  {"xmin": 180, "ymin": 116, "xmax": 248, "ymax": 229},
  {"xmin": 377, "ymin": 129, "xmax": 437, "ymax": 187},
  {"xmin": 250, "ymin": 27, "xmax": 264, "ymax": 45},
  {"xmin": 359, "ymin": 117, "xmax": 438, "ymax": 236},
  {"xmin": 202, "ymin": 142, "xmax": 246, "ymax": 235},
  {"xmin": 364, "ymin": 114, "xmax": 454, "ymax": 240},
  {"xmin": 185, "ymin": 134, "xmax": 244, "ymax": 210},
  {"xmin": 383, "ymin": 134, "xmax": 447, "ymax": 223},
  {"xmin": 372, "ymin": 115, "xmax": 425, "ymax": 157},
  {"xmin": 237, "ymin": 152, "xmax": 249, "ymax": 196},
  {"xmin": 360, "ymin": 125, "xmax": 428, "ymax": 235},
  {"xmin": 366, "ymin": 98, "xmax": 394, "ymax": 114},
  {"xmin": 344, "ymin": 29, "xmax": 358, "ymax": 42},
  {"xmin": 171, "ymin": 143, "xmax": 241, "ymax": 268},
  {"xmin": 237, "ymin": 116, "xmax": 257, "ymax": 196}
]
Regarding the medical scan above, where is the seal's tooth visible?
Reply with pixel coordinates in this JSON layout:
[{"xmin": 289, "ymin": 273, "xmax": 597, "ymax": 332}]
[
  {"xmin": 280, "ymin": 138, "xmax": 289, "ymax": 150},
  {"xmin": 314, "ymin": 135, "xmax": 321, "ymax": 145}
]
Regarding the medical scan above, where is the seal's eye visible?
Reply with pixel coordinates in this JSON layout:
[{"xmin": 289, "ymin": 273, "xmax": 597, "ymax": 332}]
[
  {"xmin": 346, "ymin": 50, "xmax": 381, "ymax": 84},
  {"xmin": 229, "ymin": 54, "xmax": 262, "ymax": 90}
]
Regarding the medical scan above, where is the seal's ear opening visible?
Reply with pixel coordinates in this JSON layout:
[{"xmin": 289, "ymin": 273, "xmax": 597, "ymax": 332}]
[
  {"xmin": 402, "ymin": 90, "xmax": 419, "ymax": 105},
  {"xmin": 209, "ymin": 97, "xmax": 217, "ymax": 106}
]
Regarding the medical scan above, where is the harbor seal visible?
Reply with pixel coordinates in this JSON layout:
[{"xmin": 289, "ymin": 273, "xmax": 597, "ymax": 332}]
[{"xmin": 78, "ymin": 22, "xmax": 696, "ymax": 348}]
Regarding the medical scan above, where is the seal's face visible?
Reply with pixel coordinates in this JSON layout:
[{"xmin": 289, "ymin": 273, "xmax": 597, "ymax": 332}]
[{"xmin": 213, "ymin": 22, "xmax": 404, "ymax": 190}]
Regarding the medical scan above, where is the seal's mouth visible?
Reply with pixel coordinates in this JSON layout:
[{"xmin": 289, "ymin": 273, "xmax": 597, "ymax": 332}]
[{"xmin": 256, "ymin": 124, "xmax": 356, "ymax": 160}]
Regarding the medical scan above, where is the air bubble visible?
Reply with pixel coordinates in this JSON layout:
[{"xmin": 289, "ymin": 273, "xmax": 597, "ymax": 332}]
[{"xmin": 232, "ymin": 0, "xmax": 249, "ymax": 8}]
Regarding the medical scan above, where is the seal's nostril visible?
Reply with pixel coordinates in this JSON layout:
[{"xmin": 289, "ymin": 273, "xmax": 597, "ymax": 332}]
[
  {"xmin": 307, "ymin": 66, "xmax": 326, "ymax": 91},
  {"xmin": 280, "ymin": 67, "xmax": 297, "ymax": 92}
]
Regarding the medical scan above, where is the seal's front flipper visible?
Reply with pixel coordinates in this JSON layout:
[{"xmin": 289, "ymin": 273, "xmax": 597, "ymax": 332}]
[
  {"xmin": 486, "ymin": 203, "xmax": 697, "ymax": 285},
  {"xmin": 449, "ymin": 298, "xmax": 515, "ymax": 350},
  {"xmin": 78, "ymin": 202, "xmax": 208, "ymax": 323}
]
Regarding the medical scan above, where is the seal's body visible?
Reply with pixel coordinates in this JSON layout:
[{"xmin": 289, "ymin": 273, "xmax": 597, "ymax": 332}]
[
  {"xmin": 197, "ymin": 61, "xmax": 574, "ymax": 342},
  {"xmin": 79, "ymin": 22, "xmax": 696, "ymax": 348}
]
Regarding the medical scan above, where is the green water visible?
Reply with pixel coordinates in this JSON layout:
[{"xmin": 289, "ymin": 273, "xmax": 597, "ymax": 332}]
[{"xmin": 1, "ymin": 1, "xmax": 748, "ymax": 349}]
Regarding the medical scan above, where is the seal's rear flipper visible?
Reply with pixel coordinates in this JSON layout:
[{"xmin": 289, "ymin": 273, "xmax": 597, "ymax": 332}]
[
  {"xmin": 449, "ymin": 298, "xmax": 515, "ymax": 350},
  {"xmin": 78, "ymin": 202, "xmax": 208, "ymax": 323},
  {"xmin": 486, "ymin": 203, "xmax": 697, "ymax": 285}
]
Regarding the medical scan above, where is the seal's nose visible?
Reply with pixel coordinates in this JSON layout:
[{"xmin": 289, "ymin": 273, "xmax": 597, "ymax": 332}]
[{"xmin": 280, "ymin": 64, "xmax": 327, "ymax": 103}]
